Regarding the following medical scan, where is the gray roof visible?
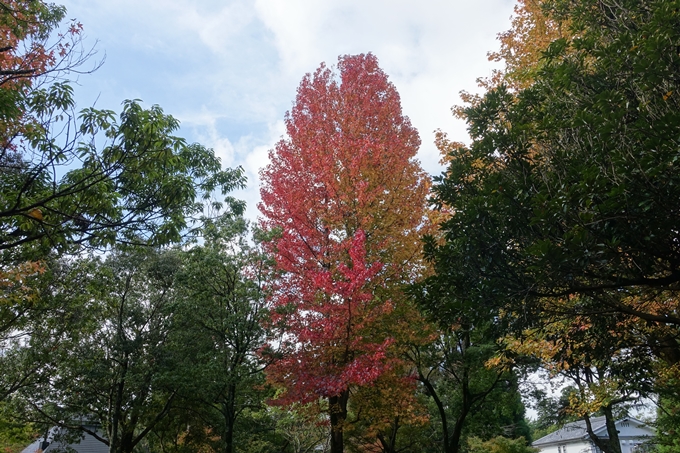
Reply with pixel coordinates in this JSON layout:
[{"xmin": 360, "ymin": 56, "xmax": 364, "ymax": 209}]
[
  {"xmin": 44, "ymin": 432, "xmax": 108, "ymax": 453},
  {"xmin": 533, "ymin": 416, "xmax": 608, "ymax": 446},
  {"xmin": 22, "ymin": 427, "xmax": 108, "ymax": 453}
]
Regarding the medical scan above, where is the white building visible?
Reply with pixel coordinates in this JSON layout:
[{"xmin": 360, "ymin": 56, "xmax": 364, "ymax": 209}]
[{"xmin": 532, "ymin": 416, "xmax": 654, "ymax": 453}]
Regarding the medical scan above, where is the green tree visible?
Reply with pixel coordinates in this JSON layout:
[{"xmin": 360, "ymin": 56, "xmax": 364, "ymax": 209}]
[
  {"xmin": 426, "ymin": 1, "xmax": 680, "ymax": 451},
  {"xmin": 0, "ymin": 0, "xmax": 245, "ymax": 263},
  {"xmin": 2, "ymin": 97, "xmax": 246, "ymax": 258},
  {"xmin": 0, "ymin": 249, "xmax": 99, "ymax": 410},
  {"xmin": 467, "ymin": 436, "xmax": 537, "ymax": 453},
  {"xmin": 426, "ymin": 0, "xmax": 680, "ymax": 450},
  {"xmin": 167, "ymin": 217, "xmax": 271, "ymax": 453},
  {"xmin": 526, "ymin": 386, "xmax": 576, "ymax": 440},
  {"xmin": 0, "ymin": 402, "xmax": 37, "ymax": 453},
  {"xmin": 430, "ymin": 0, "xmax": 680, "ymax": 365},
  {"xmin": 0, "ymin": 3, "xmax": 246, "ymax": 419},
  {"xmin": 407, "ymin": 322, "xmax": 529, "ymax": 453},
  {"xmin": 502, "ymin": 309, "xmax": 653, "ymax": 453},
  {"xmin": 655, "ymin": 395, "xmax": 680, "ymax": 453},
  {"xmin": 13, "ymin": 247, "xmax": 190, "ymax": 453}
]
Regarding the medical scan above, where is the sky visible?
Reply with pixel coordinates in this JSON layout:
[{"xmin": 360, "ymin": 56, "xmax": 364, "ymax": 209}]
[{"xmin": 58, "ymin": 0, "xmax": 517, "ymax": 221}]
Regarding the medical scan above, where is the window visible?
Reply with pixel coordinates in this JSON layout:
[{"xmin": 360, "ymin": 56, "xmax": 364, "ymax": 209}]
[{"xmin": 631, "ymin": 443, "xmax": 652, "ymax": 453}]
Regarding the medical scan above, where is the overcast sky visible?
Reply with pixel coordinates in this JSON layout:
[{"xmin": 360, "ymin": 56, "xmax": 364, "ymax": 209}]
[{"xmin": 58, "ymin": 0, "xmax": 516, "ymax": 220}]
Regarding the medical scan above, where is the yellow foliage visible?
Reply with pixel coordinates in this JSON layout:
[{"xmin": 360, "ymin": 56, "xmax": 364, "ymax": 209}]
[
  {"xmin": 0, "ymin": 261, "xmax": 45, "ymax": 307},
  {"xmin": 26, "ymin": 208, "xmax": 43, "ymax": 221},
  {"xmin": 488, "ymin": 0, "xmax": 568, "ymax": 90}
]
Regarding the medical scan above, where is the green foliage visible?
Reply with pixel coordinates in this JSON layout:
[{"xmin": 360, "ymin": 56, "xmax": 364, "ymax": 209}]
[
  {"xmin": 0, "ymin": 12, "xmax": 249, "ymax": 444},
  {"xmin": 427, "ymin": 2, "xmax": 680, "ymax": 431},
  {"xmin": 80, "ymin": 251, "xmax": 180, "ymax": 446},
  {"xmin": 3, "ymin": 247, "xmax": 192, "ymax": 453},
  {"xmin": 166, "ymin": 217, "xmax": 271, "ymax": 453},
  {"xmin": 2, "ymin": 98, "xmax": 246, "ymax": 260},
  {"xmin": 430, "ymin": 0, "xmax": 680, "ymax": 339},
  {"xmin": 408, "ymin": 321, "xmax": 529, "ymax": 453},
  {"xmin": 466, "ymin": 436, "xmax": 537, "ymax": 453},
  {"xmin": 526, "ymin": 387, "xmax": 577, "ymax": 440},
  {"xmin": 9, "ymin": 219, "xmax": 273, "ymax": 453},
  {"xmin": 264, "ymin": 407, "xmax": 329, "ymax": 453},
  {"xmin": 426, "ymin": 0, "xmax": 680, "ymax": 448},
  {"xmin": 0, "ymin": 1, "xmax": 246, "ymax": 266},
  {"xmin": 654, "ymin": 365, "xmax": 680, "ymax": 452},
  {"xmin": 0, "ymin": 403, "xmax": 37, "ymax": 453}
]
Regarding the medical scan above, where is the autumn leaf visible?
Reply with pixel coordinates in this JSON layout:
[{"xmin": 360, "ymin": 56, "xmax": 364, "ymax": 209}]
[{"xmin": 259, "ymin": 53, "xmax": 431, "ymax": 452}]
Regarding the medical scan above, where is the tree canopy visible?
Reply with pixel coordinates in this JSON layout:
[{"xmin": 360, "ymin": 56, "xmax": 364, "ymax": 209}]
[
  {"xmin": 0, "ymin": 1, "xmax": 245, "ymax": 262},
  {"xmin": 427, "ymin": 0, "xmax": 680, "ymax": 359},
  {"xmin": 425, "ymin": 0, "xmax": 680, "ymax": 449},
  {"xmin": 259, "ymin": 53, "xmax": 431, "ymax": 453},
  {"xmin": 5, "ymin": 1, "xmax": 679, "ymax": 452}
]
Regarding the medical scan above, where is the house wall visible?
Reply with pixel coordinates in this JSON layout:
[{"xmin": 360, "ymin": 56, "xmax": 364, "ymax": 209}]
[
  {"xmin": 617, "ymin": 420, "xmax": 655, "ymax": 453},
  {"xmin": 615, "ymin": 421, "xmax": 654, "ymax": 438},
  {"xmin": 563, "ymin": 440, "xmax": 592, "ymax": 453},
  {"xmin": 620, "ymin": 438, "xmax": 650, "ymax": 453},
  {"xmin": 535, "ymin": 440, "xmax": 592, "ymax": 453},
  {"xmin": 536, "ymin": 437, "xmax": 652, "ymax": 453},
  {"xmin": 535, "ymin": 444, "xmax": 559, "ymax": 453}
]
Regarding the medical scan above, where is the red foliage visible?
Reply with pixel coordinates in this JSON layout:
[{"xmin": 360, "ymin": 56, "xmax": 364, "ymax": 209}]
[
  {"xmin": 259, "ymin": 53, "xmax": 430, "ymax": 407},
  {"xmin": 266, "ymin": 230, "xmax": 396, "ymax": 404},
  {"xmin": 0, "ymin": 1, "xmax": 86, "ymax": 152},
  {"xmin": 0, "ymin": 1, "xmax": 82, "ymax": 88},
  {"xmin": 259, "ymin": 53, "xmax": 428, "ymax": 279}
]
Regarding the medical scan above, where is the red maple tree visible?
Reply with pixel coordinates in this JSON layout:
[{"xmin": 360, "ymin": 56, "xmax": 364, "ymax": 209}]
[
  {"xmin": 266, "ymin": 229, "xmax": 396, "ymax": 400},
  {"xmin": 259, "ymin": 53, "xmax": 430, "ymax": 453}
]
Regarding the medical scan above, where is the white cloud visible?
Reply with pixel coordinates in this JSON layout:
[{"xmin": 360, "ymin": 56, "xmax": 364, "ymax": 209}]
[
  {"xmin": 61, "ymin": 0, "xmax": 516, "ymax": 221},
  {"xmin": 182, "ymin": 111, "xmax": 237, "ymax": 169},
  {"xmin": 231, "ymin": 119, "xmax": 285, "ymax": 221},
  {"xmin": 253, "ymin": 0, "xmax": 515, "ymax": 174},
  {"xmin": 174, "ymin": 2, "xmax": 255, "ymax": 55}
]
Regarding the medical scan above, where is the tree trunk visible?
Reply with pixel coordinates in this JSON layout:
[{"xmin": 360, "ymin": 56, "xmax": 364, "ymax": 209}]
[
  {"xmin": 447, "ymin": 328, "xmax": 472, "ymax": 453},
  {"xmin": 222, "ymin": 382, "xmax": 237, "ymax": 453},
  {"xmin": 584, "ymin": 413, "xmax": 621, "ymax": 453},
  {"xmin": 448, "ymin": 401, "xmax": 471, "ymax": 453},
  {"xmin": 224, "ymin": 422, "xmax": 235, "ymax": 453},
  {"xmin": 120, "ymin": 431, "xmax": 135, "ymax": 453},
  {"xmin": 602, "ymin": 405, "xmax": 622, "ymax": 453},
  {"xmin": 329, "ymin": 390, "xmax": 349, "ymax": 453},
  {"xmin": 419, "ymin": 373, "xmax": 450, "ymax": 453},
  {"xmin": 376, "ymin": 417, "xmax": 399, "ymax": 453},
  {"xmin": 107, "ymin": 429, "xmax": 134, "ymax": 453}
]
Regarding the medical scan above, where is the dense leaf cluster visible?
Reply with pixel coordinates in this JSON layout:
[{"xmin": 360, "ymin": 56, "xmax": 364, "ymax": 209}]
[
  {"xmin": 8, "ymin": 0, "xmax": 680, "ymax": 452},
  {"xmin": 425, "ymin": 0, "xmax": 680, "ymax": 451},
  {"xmin": 0, "ymin": 1, "xmax": 245, "ymax": 262}
]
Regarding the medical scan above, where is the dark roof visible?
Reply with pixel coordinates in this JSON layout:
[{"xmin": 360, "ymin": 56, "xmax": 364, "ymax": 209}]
[
  {"xmin": 22, "ymin": 427, "xmax": 108, "ymax": 453},
  {"xmin": 533, "ymin": 416, "xmax": 607, "ymax": 446}
]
